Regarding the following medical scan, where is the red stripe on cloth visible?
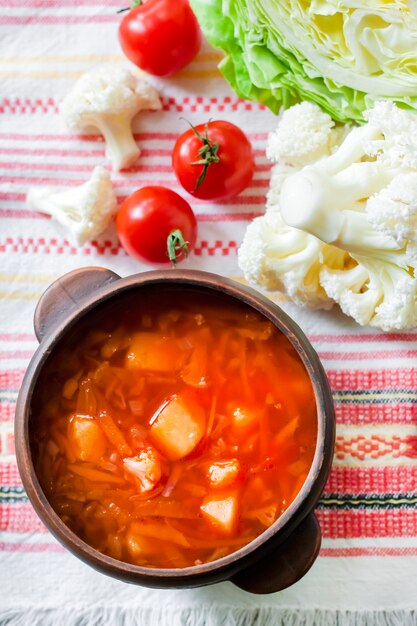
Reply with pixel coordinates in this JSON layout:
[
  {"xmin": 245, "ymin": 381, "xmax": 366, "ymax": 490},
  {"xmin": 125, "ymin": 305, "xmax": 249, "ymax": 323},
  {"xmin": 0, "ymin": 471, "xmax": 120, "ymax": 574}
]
[
  {"xmin": 198, "ymin": 212, "xmax": 263, "ymax": 222},
  {"xmin": 320, "ymin": 547, "xmax": 417, "ymax": 557},
  {"xmin": 0, "ymin": 184, "xmax": 268, "ymax": 201},
  {"xmin": 0, "ymin": 404, "xmax": 16, "ymax": 423},
  {"xmin": 0, "ymin": 237, "xmax": 239, "ymax": 257},
  {"xmin": 335, "ymin": 403, "xmax": 417, "ymax": 425},
  {"xmin": 0, "ymin": 147, "xmax": 105, "ymax": 157},
  {"xmin": 0, "ymin": 132, "xmax": 269, "ymax": 142},
  {"xmin": 1, "ymin": 192, "xmax": 25, "ymax": 202},
  {"xmin": 325, "ymin": 466, "xmax": 417, "ymax": 495},
  {"xmin": 0, "ymin": 145, "xmax": 265, "ymax": 159},
  {"xmin": 0, "ymin": 132, "xmax": 159, "ymax": 142},
  {"xmin": 310, "ymin": 333, "xmax": 417, "ymax": 343},
  {"xmin": 0, "ymin": 370, "xmax": 25, "ymax": 389},
  {"xmin": 1, "ymin": 189, "xmax": 264, "ymax": 206},
  {"xmin": 0, "ymin": 463, "xmax": 22, "ymax": 485},
  {"xmin": 0, "ymin": 542, "xmax": 65, "ymax": 553},
  {"xmin": 0, "ymin": 208, "xmax": 262, "ymax": 223},
  {"xmin": 0, "ymin": 15, "xmax": 119, "ymax": 25},
  {"xmin": 0, "ymin": 503, "xmax": 47, "ymax": 533},
  {"xmin": 0, "ymin": 96, "xmax": 267, "ymax": 115},
  {"xmin": 327, "ymin": 369, "xmax": 417, "ymax": 390},
  {"xmin": 318, "ymin": 509, "xmax": 417, "ymax": 538},
  {"xmin": 1, "ymin": 0, "xmax": 123, "ymax": 5},
  {"xmin": 335, "ymin": 434, "xmax": 417, "ymax": 461},
  {"xmin": 5, "ymin": 433, "xmax": 15, "ymax": 455},
  {"xmin": 0, "ymin": 333, "xmax": 35, "ymax": 341},
  {"xmin": 319, "ymin": 350, "xmax": 417, "ymax": 361},
  {"xmin": 0, "ymin": 350, "xmax": 33, "ymax": 359},
  {"xmin": 0, "ymin": 161, "xmax": 271, "ymax": 175},
  {"xmin": 0, "ymin": 178, "xmax": 267, "ymax": 204}
]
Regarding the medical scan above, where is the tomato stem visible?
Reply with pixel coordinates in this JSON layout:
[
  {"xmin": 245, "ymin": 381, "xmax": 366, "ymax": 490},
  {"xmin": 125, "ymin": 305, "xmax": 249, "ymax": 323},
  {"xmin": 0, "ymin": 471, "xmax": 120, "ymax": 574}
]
[
  {"xmin": 182, "ymin": 119, "xmax": 220, "ymax": 191},
  {"xmin": 167, "ymin": 229, "xmax": 189, "ymax": 267},
  {"xmin": 117, "ymin": 0, "xmax": 141, "ymax": 13}
]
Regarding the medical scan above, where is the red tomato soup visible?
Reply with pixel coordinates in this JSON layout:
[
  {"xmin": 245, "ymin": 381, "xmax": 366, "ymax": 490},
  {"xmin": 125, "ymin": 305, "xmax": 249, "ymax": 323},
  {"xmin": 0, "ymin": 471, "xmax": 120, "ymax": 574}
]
[{"xmin": 31, "ymin": 290, "xmax": 317, "ymax": 569}]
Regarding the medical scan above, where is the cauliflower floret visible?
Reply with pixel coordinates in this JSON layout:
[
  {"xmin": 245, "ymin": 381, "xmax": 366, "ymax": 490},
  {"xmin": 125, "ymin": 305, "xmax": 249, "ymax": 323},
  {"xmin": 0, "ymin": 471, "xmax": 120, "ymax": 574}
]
[
  {"xmin": 124, "ymin": 448, "xmax": 162, "ymax": 494},
  {"xmin": 266, "ymin": 102, "xmax": 335, "ymax": 167},
  {"xmin": 26, "ymin": 166, "xmax": 117, "ymax": 246},
  {"xmin": 319, "ymin": 264, "xmax": 379, "ymax": 326},
  {"xmin": 238, "ymin": 212, "xmax": 345, "ymax": 309},
  {"xmin": 367, "ymin": 173, "xmax": 417, "ymax": 250},
  {"xmin": 365, "ymin": 101, "xmax": 417, "ymax": 169},
  {"xmin": 60, "ymin": 65, "xmax": 162, "ymax": 171},
  {"xmin": 321, "ymin": 259, "xmax": 417, "ymax": 331}
]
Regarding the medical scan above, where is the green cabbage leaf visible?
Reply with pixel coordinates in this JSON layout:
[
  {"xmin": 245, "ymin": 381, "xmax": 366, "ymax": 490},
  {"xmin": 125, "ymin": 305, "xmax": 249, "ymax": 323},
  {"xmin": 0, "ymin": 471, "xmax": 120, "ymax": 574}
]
[{"xmin": 191, "ymin": 0, "xmax": 417, "ymax": 122}]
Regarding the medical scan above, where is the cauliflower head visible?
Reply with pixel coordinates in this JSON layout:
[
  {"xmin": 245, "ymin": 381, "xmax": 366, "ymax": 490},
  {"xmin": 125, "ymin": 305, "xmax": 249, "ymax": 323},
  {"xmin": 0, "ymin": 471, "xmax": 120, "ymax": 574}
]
[{"xmin": 239, "ymin": 100, "xmax": 417, "ymax": 331}]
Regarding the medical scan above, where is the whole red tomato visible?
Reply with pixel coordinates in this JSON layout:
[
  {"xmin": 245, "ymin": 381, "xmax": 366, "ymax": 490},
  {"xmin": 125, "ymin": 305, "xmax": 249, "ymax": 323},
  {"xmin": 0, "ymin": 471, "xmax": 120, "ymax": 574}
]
[
  {"xmin": 116, "ymin": 186, "xmax": 197, "ymax": 265},
  {"xmin": 172, "ymin": 120, "xmax": 255, "ymax": 201},
  {"xmin": 118, "ymin": 0, "xmax": 201, "ymax": 77}
]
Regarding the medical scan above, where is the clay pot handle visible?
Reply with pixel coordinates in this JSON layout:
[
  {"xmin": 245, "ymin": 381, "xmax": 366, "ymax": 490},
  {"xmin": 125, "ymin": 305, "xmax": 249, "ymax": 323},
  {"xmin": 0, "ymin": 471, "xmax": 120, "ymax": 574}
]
[
  {"xmin": 34, "ymin": 267, "xmax": 121, "ymax": 343},
  {"xmin": 231, "ymin": 512, "xmax": 321, "ymax": 594}
]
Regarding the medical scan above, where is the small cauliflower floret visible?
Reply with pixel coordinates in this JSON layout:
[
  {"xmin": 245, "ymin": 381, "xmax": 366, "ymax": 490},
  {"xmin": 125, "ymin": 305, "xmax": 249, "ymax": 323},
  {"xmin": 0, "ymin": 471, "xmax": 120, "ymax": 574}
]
[
  {"xmin": 26, "ymin": 166, "xmax": 117, "ymax": 246},
  {"xmin": 149, "ymin": 393, "xmax": 206, "ymax": 461},
  {"xmin": 208, "ymin": 460, "xmax": 240, "ymax": 488},
  {"xmin": 68, "ymin": 415, "xmax": 107, "ymax": 462},
  {"xmin": 124, "ymin": 447, "xmax": 162, "ymax": 493},
  {"xmin": 60, "ymin": 65, "xmax": 162, "ymax": 171},
  {"xmin": 200, "ymin": 492, "xmax": 238, "ymax": 535},
  {"xmin": 364, "ymin": 101, "xmax": 417, "ymax": 170},
  {"xmin": 367, "ymin": 173, "xmax": 417, "ymax": 249},
  {"xmin": 266, "ymin": 102, "xmax": 335, "ymax": 167},
  {"xmin": 126, "ymin": 332, "xmax": 181, "ymax": 372}
]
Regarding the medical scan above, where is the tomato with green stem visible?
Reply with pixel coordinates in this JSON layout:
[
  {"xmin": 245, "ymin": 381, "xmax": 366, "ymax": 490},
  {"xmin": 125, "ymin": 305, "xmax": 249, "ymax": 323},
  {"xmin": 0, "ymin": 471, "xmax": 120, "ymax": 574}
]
[
  {"xmin": 116, "ymin": 187, "xmax": 197, "ymax": 266},
  {"xmin": 172, "ymin": 120, "xmax": 255, "ymax": 201},
  {"xmin": 118, "ymin": 0, "xmax": 201, "ymax": 77}
]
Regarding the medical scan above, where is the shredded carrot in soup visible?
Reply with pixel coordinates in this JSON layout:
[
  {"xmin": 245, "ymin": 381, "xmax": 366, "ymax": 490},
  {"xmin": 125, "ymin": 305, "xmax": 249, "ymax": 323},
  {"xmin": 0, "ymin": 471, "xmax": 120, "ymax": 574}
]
[{"xmin": 32, "ymin": 291, "xmax": 317, "ymax": 568}]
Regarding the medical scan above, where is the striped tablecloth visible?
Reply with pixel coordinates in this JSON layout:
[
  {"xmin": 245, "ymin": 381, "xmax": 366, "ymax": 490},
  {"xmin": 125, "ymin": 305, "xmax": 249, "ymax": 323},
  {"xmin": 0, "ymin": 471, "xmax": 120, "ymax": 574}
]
[{"xmin": 1, "ymin": 3, "xmax": 417, "ymax": 625}]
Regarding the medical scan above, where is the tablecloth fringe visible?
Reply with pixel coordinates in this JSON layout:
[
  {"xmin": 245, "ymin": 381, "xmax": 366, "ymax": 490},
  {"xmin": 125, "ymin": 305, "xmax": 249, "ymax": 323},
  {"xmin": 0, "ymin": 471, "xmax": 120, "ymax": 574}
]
[{"xmin": 2, "ymin": 607, "xmax": 417, "ymax": 626}]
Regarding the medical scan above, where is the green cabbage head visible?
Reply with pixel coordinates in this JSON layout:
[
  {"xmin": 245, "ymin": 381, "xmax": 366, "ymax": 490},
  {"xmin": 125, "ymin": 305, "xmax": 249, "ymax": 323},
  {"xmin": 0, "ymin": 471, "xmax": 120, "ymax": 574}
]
[{"xmin": 191, "ymin": 0, "xmax": 417, "ymax": 122}]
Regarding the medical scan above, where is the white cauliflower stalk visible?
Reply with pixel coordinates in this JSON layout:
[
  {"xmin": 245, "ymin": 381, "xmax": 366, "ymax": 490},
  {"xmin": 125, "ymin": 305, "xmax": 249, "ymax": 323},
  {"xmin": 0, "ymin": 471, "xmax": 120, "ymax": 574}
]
[
  {"xmin": 239, "ymin": 100, "xmax": 417, "ymax": 331},
  {"xmin": 26, "ymin": 166, "xmax": 117, "ymax": 246},
  {"xmin": 60, "ymin": 65, "xmax": 162, "ymax": 171}
]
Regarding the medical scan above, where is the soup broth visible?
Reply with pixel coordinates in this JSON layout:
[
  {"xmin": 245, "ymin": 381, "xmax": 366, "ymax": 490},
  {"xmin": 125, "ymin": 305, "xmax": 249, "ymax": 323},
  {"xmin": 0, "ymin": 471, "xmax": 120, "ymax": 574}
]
[{"xmin": 32, "ymin": 290, "xmax": 317, "ymax": 569}]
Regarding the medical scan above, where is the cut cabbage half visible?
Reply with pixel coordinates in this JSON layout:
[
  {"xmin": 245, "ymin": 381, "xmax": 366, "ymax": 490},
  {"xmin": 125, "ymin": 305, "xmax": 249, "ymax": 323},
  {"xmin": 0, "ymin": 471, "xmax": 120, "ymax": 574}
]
[{"xmin": 191, "ymin": 0, "xmax": 417, "ymax": 122}]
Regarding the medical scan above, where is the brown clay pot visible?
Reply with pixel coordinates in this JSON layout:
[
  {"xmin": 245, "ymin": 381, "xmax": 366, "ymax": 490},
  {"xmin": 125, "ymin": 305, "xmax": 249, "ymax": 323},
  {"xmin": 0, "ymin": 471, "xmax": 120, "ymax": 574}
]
[{"xmin": 15, "ymin": 267, "xmax": 335, "ymax": 594}]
